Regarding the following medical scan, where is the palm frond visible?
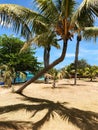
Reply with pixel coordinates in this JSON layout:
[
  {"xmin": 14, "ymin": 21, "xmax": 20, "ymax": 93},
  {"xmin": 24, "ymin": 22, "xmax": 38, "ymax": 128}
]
[
  {"xmin": 53, "ymin": 0, "xmax": 62, "ymax": 13},
  {"xmin": 34, "ymin": 0, "xmax": 59, "ymax": 24},
  {"xmin": 19, "ymin": 72, "xmax": 27, "ymax": 80},
  {"xmin": 0, "ymin": 64, "xmax": 8, "ymax": 70},
  {"xmin": 31, "ymin": 17, "xmax": 49, "ymax": 34},
  {"xmin": 20, "ymin": 40, "xmax": 32, "ymax": 53},
  {"xmin": 61, "ymin": 0, "xmax": 76, "ymax": 18},
  {"xmin": 71, "ymin": 0, "xmax": 95, "ymax": 28},
  {"xmin": 83, "ymin": 27, "xmax": 98, "ymax": 41},
  {"xmin": 0, "ymin": 4, "xmax": 34, "ymax": 39},
  {"xmin": 86, "ymin": 0, "xmax": 98, "ymax": 17},
  {"xmin": 32, "ymin": 31, "xmax": 59, "ymax": 47},
  {"xmin": 20, "ymin": 30, "xmax": 60, "ymax": 53},
  {"xmin": 0, "ymin": 4, "xmax": 48, "ymax": 39}
]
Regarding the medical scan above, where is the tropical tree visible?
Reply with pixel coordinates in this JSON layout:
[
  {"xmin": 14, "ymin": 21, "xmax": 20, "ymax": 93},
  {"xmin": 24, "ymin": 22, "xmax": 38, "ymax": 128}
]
[
  {"xmin": 74, "ymin": 34, "xmax": 82, "ymax": 84},
  {"xmin": 0, "ymin": 0, "xmax": 98, "ymax": 93},
  {"xmin": 84, "ymin": 65, "xmax": 98, "ymax": 81},
  {"xmin": 74, "ymin": 27, "xmax": 98, "ymax": 84},
  {"xmin": 0, "ymin": 64, "xmax": 15, "ymax": 87},
  {"xmin": 0, "ymin": 64, "xmax": 27, "ymax": 91},
  {"xmin": 72, "ymin": 0, "xmax": 98, "ymax": 85},
  {"xmin": 73, "ymin": 25, "xmax": 98, "ymax": 85},
  {"xmin": 0, "ymin": 1, "xmax": 75, "ymax": 93},
  {"xmin": 59, "ymin": 67, "xmax": 71, "ymax": 79},
  {"xmin": 0, "ymin": 34, "xmax": 41, "ymax": 73},
  {"xmin": 48, "ymin": 68, "xmax": 59, "ymax": 87},
  {"xmin": 48, "ymin": 67, "xmax": 70, "ymax": 87},
  {"xmin": 77, "ymin": 68, "xmax": 84, "ymax": 79},
  {"xmin": 66, "ymin": 63, "xmax": 75, "ymax": 77},
  {"xmin": 32, "ymin": 31, "xmax": 60, "ymax": 84},
  {"xmin": 76, "ymin": 59, "xmax": 89, "ymax": 79},
  {"xmin": 66, "ymin": 59, "xmax": 89, "ymax": 79},
  {"xmin": 0, "ymin": 34, "xmax": 41, "ymax": 84},
  {"xmin": 77, "ymin": 59, "xmax": 89, "ymax": 69},
  {"xmin": 32, "ymin": 31, "xmax": 60, "ymax": 68}
]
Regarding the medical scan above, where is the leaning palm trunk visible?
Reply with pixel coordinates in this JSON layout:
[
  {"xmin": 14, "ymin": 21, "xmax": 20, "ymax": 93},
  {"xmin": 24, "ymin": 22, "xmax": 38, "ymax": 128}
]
[
  {"xmin": 16, "ymin": 40, "xmax": 68, "ymax": 93},
  {"xmin": 74, "ymin": 35, "xmax": 81, "ymax": 85}
]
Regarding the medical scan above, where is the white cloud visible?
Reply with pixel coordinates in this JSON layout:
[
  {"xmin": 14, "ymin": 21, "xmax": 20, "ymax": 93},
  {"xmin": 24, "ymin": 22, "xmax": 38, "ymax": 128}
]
[
  {"xmin": 66, "ymin": 53, "xmax": 75, "ymax": 58},
  {"xmin": 80, "ymin": 48, "xmax": 98, "ymax": 56}
]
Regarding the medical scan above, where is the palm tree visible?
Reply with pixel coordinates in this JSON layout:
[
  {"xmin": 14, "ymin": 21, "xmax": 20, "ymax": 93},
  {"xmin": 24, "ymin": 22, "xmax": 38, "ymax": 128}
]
[
  {"xmin": 84, "ymin": 65, "xmax": 98, "ymax": 81},
  {"xmin": 0, "ymin": 65, "xmax": 15, "ymax": 87},
  {"xmin": 21, "ymin": 30, "xmax": 60, "ymax": 83},
  {"xmin": 74, "ymin": 33, "xmax": 82, "ymax": 85},
  {"xmin": 0, "ymin": 1, "xmax": 75, "ymax": 93},
  {"xmin": 48, "ymin": 68, "xmax": 59, "ymax": 88},
  {"xmin": 72, "ymin": 0, "xmax": 96, "ymax": 85},
  {"xmin": 31, "ymin": 31, "xmax": 60, "ymax": 68},
  {"xmin": 59, "ymin": 67, "xmax": 71, "ymax": 79},
  {"xmin": 73, "ymin": 0, "xmax": 98, "ymax": 84},
  {"xmin": 0, "ymin": 0, "xmax": 98, "ymax": 93},
  {"xmin": 74, "ymin": 27, "xmax": 98, "ymax": 84},
  {"xmin": 74, "ymin": 28, "xmax": 98, "ymax": 85},
  {"xmin": 0, "ymin": 64, "xmax": 27, "ymax": 91}
]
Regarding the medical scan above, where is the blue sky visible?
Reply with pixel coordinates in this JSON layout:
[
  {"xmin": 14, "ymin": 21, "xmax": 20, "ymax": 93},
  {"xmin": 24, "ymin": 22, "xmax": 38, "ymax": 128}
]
[{"xmin": 0, "ymin": 0, "xmax": 98, "ymax": 69}]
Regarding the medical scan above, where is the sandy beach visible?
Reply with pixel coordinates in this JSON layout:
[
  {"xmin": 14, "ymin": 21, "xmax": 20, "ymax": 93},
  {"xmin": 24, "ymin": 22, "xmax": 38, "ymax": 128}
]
[{"xmin": 0, "ymin": 78, "xmax": 98, "ymax": 130}]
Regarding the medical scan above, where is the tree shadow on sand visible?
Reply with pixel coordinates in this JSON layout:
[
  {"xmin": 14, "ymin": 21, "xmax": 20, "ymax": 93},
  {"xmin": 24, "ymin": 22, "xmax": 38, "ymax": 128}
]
[
  {"xmin": 0, "ymin": 93, "xmax": 98, "ymax": 130},
  {"xmin": 58, "ymin": 83, "xmax": 88, "ymax": 86},
  {"xmin": 0, "ymin": 121, "xmax": 33, "ymax": 130}
]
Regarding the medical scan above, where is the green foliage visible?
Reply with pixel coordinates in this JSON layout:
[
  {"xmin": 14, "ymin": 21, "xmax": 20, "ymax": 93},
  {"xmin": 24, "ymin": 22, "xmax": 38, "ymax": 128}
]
[
  {"xmin": 84, "ymin": 65, "xmax": 98, "ymax": 81},
  {"xmin": 77, "ymin": 59, "xmax": 89, "ymax": 70},
  {"xmin": 65, "ymin": 59, "xmax": 98, "ymax": 80},
  {"xmin": 59, "ymin": 67, "xmax": 71, "ymax": 79},
  {"xmin": 48, "ymin": 68, "xmax": 58, "ymax": 80},
  {"xmin": 83, "ymin": 27, "xmax": 98, "ymax": 41},
  {"xmin": 0, "ymin": 0, "xmax": 97, "ymax": 91},
  {"xmin": 66, "ymin": 59, "xmax": 90, "ymax": 78},
  {"xmin": 67, "ymin": 63, "xmax": 74, "ymax": 71},
  {"xmin": 48, "ymin": 68, "xmax": 58, "ymax": 88},
  {"xmin": 48, "ymin": 68, "xmax": 58, "ymax": 75},
  {"xmin": 0, "ymin": 64, "xmax": 15, "ymax": 87},
  {"xmin": 0, "ymin": 34, "xmax": 42, "ymax": 74}
]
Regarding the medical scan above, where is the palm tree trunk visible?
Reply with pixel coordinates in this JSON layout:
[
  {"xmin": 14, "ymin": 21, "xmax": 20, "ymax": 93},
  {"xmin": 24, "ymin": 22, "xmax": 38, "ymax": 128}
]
[
  {"xmin": 16, "ymin": 40, "xmax": 68, "ymax": 93},
  {"xmin": 52, "ymin": 79, "xmax": 56, "ymax": 88},
  {"xmin": 44, "ymin": 46, "xmax": 50, "ymax": 83},
  {"xmin": 74, "ymin": 35, "xmax": 81, "ymax": 85},
  {"xmin": 44, "ymin": 46, "xmax": 50, "ymax": 68}
]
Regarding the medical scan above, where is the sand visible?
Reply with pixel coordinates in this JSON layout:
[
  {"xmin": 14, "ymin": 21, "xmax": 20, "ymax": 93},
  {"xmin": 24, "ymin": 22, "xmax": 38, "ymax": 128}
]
[{"xmin": 0, "ymin": 78, "xmax": 98, "ymax": 130}]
